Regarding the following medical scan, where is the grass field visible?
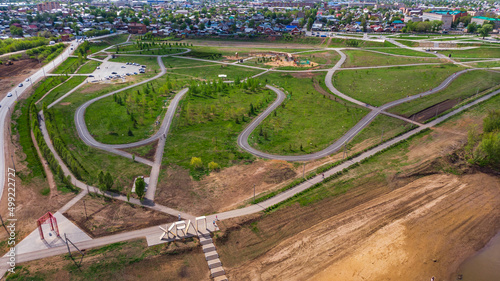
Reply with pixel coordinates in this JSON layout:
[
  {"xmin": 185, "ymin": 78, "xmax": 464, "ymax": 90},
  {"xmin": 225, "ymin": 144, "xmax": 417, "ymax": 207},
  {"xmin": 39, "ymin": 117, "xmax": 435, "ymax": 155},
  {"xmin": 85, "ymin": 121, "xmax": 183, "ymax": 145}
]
[
  {"xmin": 39, "ymin": 76, "xmax": 87, "ymax": 106},
  {"xmin": 52, "ymin": 57, "xmax": 80, "ymax": 74},
  {"xmin": 166, "ymin": 60, "xmax": 263, "ymax": 81},
  {"xmin": 366, "ymin": 48, "xmax": 436, "ymax": 57},
  {"xmin": 45, "ymin": 82, "xmax": 151, "ymax": 191},
  {"xmin": 249, "ymin": 72, "xmax": 368, "ymax": 155},
  {"xmin": 77, "ymin": 60, "xmax": 101, "ymax": 74},
  {"xmin": 440, "ymin": 47, "xmax": 500, "ymax": 58},
  {"xmin": 349, "ymin": 114, "xmax": 414, "ymax": 147},
  {"xmin": 102, "ymin": 33, "xmax": 130, "ymax": 45},
  {"xmin": 85, "ymin": 77, "xmax": 188, "ymax": 144},
  {"xmin": 462, "ymin": 60, "xmax": 500, "ymax": 68},
  {"xmin": 342, "ymin": 50, "xmax": 440, "ymax": 67},
  {"xmin": 334, "ymin": 64, "xmax": 463, "ymax": 106},
  {"xmin": 329, "ymin": 38, "xmax": 396, "ymax": 48},
  {"xmin": 395, "ymin": 39, "xmax": 420, "ymax": 47},
  {"xmin": 163, "ymin": 80, "xmax": 273, "ymax": 179},
  {"xmin": 388, "ymin": 70, "xmax": 500, "ymax": 117}
]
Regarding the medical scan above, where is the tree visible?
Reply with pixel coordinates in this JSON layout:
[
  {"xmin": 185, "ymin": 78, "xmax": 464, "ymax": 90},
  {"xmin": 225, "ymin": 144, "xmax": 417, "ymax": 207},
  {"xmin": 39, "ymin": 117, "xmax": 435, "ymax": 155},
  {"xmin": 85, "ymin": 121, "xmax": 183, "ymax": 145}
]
[
  {"xmin": 190, "ymin": 157, "xmax": 202, "ymax": 169},
  {"xmin": 307, "ymin": 18, "xmax": 314, "ymax": 31},
  {"xmin": 199, "ymin": 22, "xmax": 205, "ymax": 30},
  {"xmin": 104, "ymin": 172, "xmax": 113, "ymax": 191},
  {"xmin": 98, "ymin": 170, "xmax": 105, "ymax": 189},
  {"xmin": 467, "ymin": 22, "xmax": 478, "ymax": 33},
  {"xmin": 128, "ymin": 128, "xmax": 134, "ymax": 136},
  {"xmin": 478, "ymin": 24, "xmax": 493, "ymax": 39},
  {"xmin": 10, "ymin": 25, "xmax": 23, "ymax": 36},
  {"xmin": 143, "ymin": 18, "xmax": 150, "ymax": 26},
  {"xmin": 135, "ymin": 177, "xmax": 146, "ymax": 200},
  {"xmin": 361, "ymin": 18, "xmax": 367, "ymax": 32}
]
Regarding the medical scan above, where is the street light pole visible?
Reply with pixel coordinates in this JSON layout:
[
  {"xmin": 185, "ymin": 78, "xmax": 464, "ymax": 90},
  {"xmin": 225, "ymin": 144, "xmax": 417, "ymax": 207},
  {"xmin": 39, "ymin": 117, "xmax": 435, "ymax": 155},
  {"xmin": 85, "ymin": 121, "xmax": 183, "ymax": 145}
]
[{"xmin": 253, "ymin": 184, "xmax": 255, "ymax": 203}]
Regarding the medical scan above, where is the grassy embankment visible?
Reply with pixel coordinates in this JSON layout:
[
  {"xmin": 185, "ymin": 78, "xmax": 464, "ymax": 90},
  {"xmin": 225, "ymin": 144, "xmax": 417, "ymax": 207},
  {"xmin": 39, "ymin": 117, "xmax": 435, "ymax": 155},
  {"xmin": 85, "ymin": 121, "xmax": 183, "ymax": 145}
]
[
  {"xmin": 342, "ymin": 50, "xmax": 440, "ymax": 67},
  {"xmin": 334, "ymin": 64, "xmax": 464, "ymax": 106},
  {"xmin": 388, "ymin": 70, "xmax": 500, "ymax": 117}
]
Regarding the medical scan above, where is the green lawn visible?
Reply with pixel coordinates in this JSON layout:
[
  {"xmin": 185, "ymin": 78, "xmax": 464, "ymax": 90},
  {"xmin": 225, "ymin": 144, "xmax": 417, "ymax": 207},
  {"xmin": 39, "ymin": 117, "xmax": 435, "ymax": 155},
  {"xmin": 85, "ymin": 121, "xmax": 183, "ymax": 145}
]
[
  {"xmin": 77, "ymin": 60, "xmax": 101, "ymax": 74},
  {"xmin": 388, "ymin": 70, "xmax": 500, "ymax": 117},
  {"xmin": 349, "ymin": 114, "xmax": 415, "ymax": 149},
  {"xmin": 333, "ymin": 64, "xmax": 463, "ymax": 106},
  {"xmin": 440, "ymin": 47, "xmax": 500, "ymax": 58},
  {"xmin": 85, "ymin": 76, "xmax": 188, "ymax": 144},
  {"xmin": 395, "ymin": 40, "xmax": 420, "ymax": 47},
  {"xmin": 329, "ymin": 38, "xmax": 396, "ymax": 48},
  {"xmin": 45, "ymin": 82, "xmax": 151, "ymax": 191},
  {"xmin": 40, "ymin": 76, "xmax": 87, "ymax": 106},
  {"xmin": 463, "ymin": 60, "xmax": 500, "ymax": 68},
  {"xmin": 102, "ymin": 33, "xmax": 130, "ymax": 45},
  {"xmin": 52, "ymin": 57, "xmax": 80, "ymax": 74},
  {"xmin": 163, "ymin": 80, "xmax": 273, "ymax": 179},
  {"xmin": 249, "ymin": 72, "xmax": 368, "ymax": 155},
  {"xmin": 342, "ymin": 50, "xmax": 440, "ymax": 67},
  {"xmin": 163, "ymin": 56, "xmax": 218, "ymax": 68},
  {"xmin": 167, "ymin": 61, "xmax": 263, "ymax": 81},
  {"xmin": 365, "ymin": 48, "xmax": 436, "ymax": 57}
]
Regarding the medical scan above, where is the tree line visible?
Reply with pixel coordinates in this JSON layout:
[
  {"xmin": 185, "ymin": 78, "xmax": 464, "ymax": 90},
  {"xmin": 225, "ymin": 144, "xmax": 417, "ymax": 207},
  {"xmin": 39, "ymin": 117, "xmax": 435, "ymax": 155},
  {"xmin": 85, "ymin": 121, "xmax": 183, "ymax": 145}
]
[{"xmin": 0, "ymin": 36, "xmax": 49, "ymax": 55}]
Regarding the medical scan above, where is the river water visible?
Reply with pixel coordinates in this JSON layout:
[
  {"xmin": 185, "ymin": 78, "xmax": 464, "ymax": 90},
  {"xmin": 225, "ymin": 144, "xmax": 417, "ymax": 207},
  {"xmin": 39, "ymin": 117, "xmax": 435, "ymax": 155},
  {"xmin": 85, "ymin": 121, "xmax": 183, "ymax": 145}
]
[{"xmin": 456, "ymin": 231, "xmax": 500, "ymax": 281}]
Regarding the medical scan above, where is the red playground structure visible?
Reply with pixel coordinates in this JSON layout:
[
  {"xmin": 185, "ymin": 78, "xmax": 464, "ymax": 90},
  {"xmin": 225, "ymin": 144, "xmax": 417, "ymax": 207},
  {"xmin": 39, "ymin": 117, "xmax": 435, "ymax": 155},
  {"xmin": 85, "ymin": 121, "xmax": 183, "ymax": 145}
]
[{"xmin": 37, "ymin": 212, "xmax": 60, "ymax": 240}]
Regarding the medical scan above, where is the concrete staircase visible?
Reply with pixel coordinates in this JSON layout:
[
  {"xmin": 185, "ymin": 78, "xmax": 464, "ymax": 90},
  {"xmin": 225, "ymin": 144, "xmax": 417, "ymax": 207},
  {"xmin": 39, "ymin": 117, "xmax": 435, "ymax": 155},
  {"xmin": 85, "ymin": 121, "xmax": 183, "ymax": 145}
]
[{"xmin": 199, "ymin": 230, "xmax": 227, "ymax": 280}]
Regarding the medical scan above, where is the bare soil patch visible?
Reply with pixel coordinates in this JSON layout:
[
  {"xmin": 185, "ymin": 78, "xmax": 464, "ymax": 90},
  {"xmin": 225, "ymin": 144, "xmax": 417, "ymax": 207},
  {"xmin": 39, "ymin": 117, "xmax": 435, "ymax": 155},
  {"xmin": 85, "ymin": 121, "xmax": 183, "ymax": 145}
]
[
  {"xmin": 221, "ymin": 173, "xmax": 500, "ymax": 281},
  {"xmin": 409, "ymin": 98, "xmax": 460, "ymax": 122},
  {"xmin": 155, "ymin": 159, "xmax": 297, "ymax": 215},
  {"xmin": 0, "ymin": 58, "xmax": 40, "ymax": 97},
  {"xmin": 64, "ymin": 194, "xmax": 176, "ymax": 238}
]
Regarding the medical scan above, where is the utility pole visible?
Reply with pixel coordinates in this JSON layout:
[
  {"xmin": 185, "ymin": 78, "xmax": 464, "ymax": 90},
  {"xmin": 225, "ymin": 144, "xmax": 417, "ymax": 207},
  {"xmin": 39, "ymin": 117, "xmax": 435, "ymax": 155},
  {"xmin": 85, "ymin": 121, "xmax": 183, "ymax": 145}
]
[
  {"xmin": 253, "ymin": 184, "xmax": 255, "ymax": 203},
  {"xmin": 83, "ymin": 200, "xmax": 88, "ymax": 220}
]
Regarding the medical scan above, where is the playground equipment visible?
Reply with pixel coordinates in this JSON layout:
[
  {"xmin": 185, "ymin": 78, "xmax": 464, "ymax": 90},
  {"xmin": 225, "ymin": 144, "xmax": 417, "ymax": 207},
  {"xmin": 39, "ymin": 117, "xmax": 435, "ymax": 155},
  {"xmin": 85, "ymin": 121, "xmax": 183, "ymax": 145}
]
[{"xmin": 37, "ymin": 212, "xmax": 60, "ymax": 240}]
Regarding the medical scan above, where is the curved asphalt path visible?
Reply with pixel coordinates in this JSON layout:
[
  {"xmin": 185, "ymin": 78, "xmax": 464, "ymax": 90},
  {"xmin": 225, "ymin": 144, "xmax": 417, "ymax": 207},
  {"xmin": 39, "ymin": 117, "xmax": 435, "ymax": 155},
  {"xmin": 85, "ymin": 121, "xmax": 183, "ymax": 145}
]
[
  {"xmin": 237, "ymin": 49, "xmax": 478, "ymax": 161},
  {"xmin": 73, "ymin": 50, "xmax": 190, "ymax": 150}
]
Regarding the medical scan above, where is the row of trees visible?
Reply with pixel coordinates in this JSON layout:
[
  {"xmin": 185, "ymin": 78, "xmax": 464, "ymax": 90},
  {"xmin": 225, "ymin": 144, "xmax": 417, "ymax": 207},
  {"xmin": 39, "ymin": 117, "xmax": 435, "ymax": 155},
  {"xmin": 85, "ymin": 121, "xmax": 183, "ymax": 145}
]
[
  {"xmin": 45, "ymin": 106, "xmax": 89, "ymax": 181},
  {"xmin": 0, "ymin": 36, "xmax": 49, "ymax": 55},
  {"xmin": 30, "ymin": 103, "xmax": 74, "ymax": 191},
  {"xmin": 466, "ymin": 110, "xmax": 500, "ymax": 167},
  {"xmin": 403, "ymin": 20, "xmax": 444, "ymax": 33},
  {"xmin": 26, "ymin": 43, "xmax": 65, "ymax": 64}
]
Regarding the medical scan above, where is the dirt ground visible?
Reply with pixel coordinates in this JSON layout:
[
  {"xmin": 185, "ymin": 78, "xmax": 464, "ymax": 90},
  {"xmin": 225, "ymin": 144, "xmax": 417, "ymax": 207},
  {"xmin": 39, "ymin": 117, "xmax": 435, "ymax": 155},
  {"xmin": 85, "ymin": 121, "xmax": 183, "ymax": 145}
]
[
  {"xmin": 223, "ymin": 173, "xmax": 500, "ymax": 281},
  {"xmin": 64, "ymin": 194, "xmax": 176, "ymax": 238},
  {"xmin": 409, "ymin": 98, "xmax": 460, "ymax": 122},
  {"xmin": 155, "ymin": 159, "xmax": 298, "ymax": 215},
  {"xmin": 0, "ymin": 58, "xmax": 40, "ymax": 97},
  {"xmin": 6, "ymin": 238, "xmax": 210, "ymax": 281}
]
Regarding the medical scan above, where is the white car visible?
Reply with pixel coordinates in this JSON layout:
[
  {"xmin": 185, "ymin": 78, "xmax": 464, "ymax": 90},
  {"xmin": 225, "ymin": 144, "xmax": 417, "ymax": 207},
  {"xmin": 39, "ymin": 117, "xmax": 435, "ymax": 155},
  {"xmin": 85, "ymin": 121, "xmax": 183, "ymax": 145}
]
[
  {"xmin": 25, "ymin": 78, "xmax": 30, "ymax": 82},
  {"xmin": 7, "ymin": 92, "xmax": 12, "ymax": 97}
]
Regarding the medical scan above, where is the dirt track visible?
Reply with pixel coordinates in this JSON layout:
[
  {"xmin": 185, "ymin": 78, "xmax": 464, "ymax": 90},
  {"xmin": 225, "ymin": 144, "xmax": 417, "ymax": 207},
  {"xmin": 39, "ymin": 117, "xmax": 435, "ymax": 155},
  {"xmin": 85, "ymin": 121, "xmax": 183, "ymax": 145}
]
[{"xmin": 226, "ymin": 173, "xmax": 500, "ymax": 281}]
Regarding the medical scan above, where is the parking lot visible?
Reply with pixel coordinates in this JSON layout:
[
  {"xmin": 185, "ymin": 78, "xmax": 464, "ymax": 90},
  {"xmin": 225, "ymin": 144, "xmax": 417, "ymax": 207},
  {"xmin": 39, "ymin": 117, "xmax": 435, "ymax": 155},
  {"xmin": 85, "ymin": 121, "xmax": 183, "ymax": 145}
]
[{"xmin": 89, "ymin": 60, "xmax": 145, "ymax": 82}]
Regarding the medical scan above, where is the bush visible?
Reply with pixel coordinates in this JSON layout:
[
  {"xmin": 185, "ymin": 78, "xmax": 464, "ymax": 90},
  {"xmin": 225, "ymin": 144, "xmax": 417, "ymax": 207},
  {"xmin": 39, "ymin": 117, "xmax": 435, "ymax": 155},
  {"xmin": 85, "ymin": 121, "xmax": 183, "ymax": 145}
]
[
  {"xmin": 208, "ymin": 161, "xmax": 219, "ymax": 171},
  {"xmin": 190, "ymin": 157, "xmax": 203, "ymax": 169}
]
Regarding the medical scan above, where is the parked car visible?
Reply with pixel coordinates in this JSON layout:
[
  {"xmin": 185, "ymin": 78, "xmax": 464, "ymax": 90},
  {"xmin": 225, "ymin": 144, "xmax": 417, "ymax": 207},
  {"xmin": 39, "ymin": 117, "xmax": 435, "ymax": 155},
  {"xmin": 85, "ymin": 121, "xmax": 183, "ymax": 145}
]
[
  {"xmin": 88, "ymin": 75, "xmax": 94, "ymax": 77},
  {"xmin": 121, "ymin": 66, "xmax": 126, "ymax": 68},
  {"xmin": 111, "ymin": 72, "xmax": 117, "ymax": 74}
]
